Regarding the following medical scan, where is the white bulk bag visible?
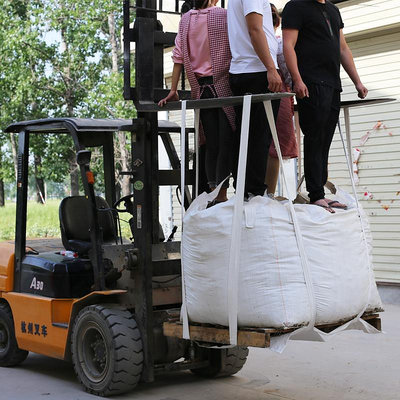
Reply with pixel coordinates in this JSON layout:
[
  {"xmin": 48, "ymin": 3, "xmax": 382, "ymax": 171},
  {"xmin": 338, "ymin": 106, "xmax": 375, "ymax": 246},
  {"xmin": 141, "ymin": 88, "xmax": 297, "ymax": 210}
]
[
  {"xmin": 178, "ymin": 96, "xmax": 382, "ymax": 345},
  {"xmin": 182, "ymin": 189, "xmax": 381, "ymax": 329}
]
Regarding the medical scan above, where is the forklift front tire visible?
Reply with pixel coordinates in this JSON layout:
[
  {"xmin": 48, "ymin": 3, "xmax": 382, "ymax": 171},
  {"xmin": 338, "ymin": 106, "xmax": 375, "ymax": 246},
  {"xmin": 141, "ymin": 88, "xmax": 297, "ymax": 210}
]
[
  {"xmin": 0, "ymin": 302, "xmax": 29, "ymax": 367},
  {"xmin": 71, "ymin": 305, "xmax": 143, "ymax": 397}
]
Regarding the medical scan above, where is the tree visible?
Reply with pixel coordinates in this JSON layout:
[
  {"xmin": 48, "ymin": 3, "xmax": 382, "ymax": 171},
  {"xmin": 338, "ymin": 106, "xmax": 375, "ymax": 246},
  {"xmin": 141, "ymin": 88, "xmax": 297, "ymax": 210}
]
[
  {"xmin": 0, "ymin": 0, "xmax": 136, "ymax": 202},
  {"xmin": 36, "ymin": 0, "xmax": 136, "ymax": 196},
  {"xmin": 0, "ymin": 151, "xmax": 4, "ymax": 207},
  {"xmin": 84, "ymin": 4, "xmax": 136, "ymax": 197},
  {"xmin": 0, "ymin": 1, "xmax": 50, "ymax": 204}
]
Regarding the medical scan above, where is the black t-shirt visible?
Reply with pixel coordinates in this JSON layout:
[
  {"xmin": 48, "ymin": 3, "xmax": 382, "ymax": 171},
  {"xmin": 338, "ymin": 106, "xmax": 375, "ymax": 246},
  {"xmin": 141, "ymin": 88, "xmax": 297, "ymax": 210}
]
[{"xmin": 282, "ymin": 0, "xmax": 344, "ymax": 90}]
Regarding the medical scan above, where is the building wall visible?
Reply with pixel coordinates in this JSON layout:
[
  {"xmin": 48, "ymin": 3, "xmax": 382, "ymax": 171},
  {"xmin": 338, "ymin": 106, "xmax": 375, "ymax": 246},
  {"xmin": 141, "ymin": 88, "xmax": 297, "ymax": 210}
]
[
  {"xmin": 338, "ymin": 0, "xmax": 400, "ymax": 38},
  {"xmin": 330, "ymin": 1, "xmax": 400, "ymax": 282},
  {"xmin": 159, "ymin": 1, "xmax": 400, "ymax": 282}
]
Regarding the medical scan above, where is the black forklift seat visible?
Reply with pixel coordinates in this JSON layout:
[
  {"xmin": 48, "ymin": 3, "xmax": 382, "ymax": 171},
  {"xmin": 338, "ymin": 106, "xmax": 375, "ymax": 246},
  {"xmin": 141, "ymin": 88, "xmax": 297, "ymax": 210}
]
[{"xmin": 59, "ymin": 196, "xmax": 117, "ymax": 255}]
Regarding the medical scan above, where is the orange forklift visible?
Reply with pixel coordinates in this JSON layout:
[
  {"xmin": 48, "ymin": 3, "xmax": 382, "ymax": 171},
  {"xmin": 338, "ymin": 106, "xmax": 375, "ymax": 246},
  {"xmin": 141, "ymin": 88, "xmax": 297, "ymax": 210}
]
[{"xmin": 0, "ymin": 117, "xmax": 248, "ymax": 396}]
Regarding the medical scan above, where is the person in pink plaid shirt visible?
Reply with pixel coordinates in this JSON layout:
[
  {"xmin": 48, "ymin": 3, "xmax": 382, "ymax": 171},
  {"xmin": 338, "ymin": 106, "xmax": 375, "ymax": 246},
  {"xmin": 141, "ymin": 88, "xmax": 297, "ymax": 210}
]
[{"xmin": 159, "ymin": 0, "xmax": 235, "ymax": 206}]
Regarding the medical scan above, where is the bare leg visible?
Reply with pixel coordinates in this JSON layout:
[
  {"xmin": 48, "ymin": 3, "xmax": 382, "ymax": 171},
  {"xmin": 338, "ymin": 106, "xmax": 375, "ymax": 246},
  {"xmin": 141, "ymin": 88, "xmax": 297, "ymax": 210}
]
[
  {"xmin": 207, "ymin": 186, "xmax": 228, "ymax": 209},
  {"xmin": 209, "ymin": 186, "xmax": 228, "ymax": 202},
  {"xmin": 215, "ymin": 187, "xmax": 228, "ymax": 202},
  {"xmin": 265, "ymin": 157, "xmax": 280, "ymax": 195}
]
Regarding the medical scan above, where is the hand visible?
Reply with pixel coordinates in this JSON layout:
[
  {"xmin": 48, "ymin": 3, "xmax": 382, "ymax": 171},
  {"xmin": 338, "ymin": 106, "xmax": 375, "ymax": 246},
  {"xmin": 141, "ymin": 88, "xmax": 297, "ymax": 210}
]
[
  {"xmin": 267, "ymin": 69, "xmax": 282, "ymax": 93},
  {"xmin": 293, "ymin": 79, "xmax": 309, "ymax": 99},
  {"xmin": 158, "ymin": 90, "xmax": 179, "ymax": 107},
  {"xmin": 355, "ymin": 82, "xmax": 368, "ymax": 99}
]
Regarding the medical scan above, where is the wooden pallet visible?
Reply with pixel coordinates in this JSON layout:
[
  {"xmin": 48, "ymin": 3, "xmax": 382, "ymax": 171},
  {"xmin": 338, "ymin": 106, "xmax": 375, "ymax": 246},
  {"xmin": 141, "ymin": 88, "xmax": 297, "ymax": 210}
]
[{"xmin": 163, "ymin": 313, "xmax": 381, "ymax": 348}]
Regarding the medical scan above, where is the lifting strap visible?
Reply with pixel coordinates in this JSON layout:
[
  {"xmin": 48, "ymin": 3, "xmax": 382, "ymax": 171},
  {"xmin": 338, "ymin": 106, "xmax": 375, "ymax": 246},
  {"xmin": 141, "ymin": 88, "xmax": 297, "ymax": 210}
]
[
  {"xmin": 227, "ymin": 95, "xmax": 252, "ymax": 344},
  {"xmin": 180, "ymin": 100, "xmax": 190, "ymax": 339}
]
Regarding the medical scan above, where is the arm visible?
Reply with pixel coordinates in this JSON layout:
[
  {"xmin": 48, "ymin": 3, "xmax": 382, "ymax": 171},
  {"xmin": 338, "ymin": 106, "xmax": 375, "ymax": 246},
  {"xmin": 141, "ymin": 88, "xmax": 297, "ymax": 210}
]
[
  {"xmin": 159, "ymin": 21, "xmax": 184, "ymax": 106},
  {"xmin": 277, "ymin": 39, "xmax": 292, "ymax": 88},
  {"xmin": 245, "ymin": 12, "xmax": 281, "ymax": 92},
  {"xmin": 158, "ymin": 63, "xmax": 182, "ymax": 106},
  {"xmin": 340, "ymin": 30, "xmax": 368, "ymax": 99},
  {"xmin": 282, "ymin": 29, "xmax": 309, "ymax": 98}
]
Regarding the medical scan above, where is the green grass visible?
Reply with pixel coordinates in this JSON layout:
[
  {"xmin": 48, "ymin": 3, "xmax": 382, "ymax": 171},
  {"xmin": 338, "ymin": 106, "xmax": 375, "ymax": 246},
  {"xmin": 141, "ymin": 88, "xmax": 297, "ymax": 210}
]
[
  {"xmin": 0, "ymin": 199, "xmax": 132, "ymax": 241},
  {"xmin": 0, "ymin": 200, "xmax": 61, "ymax": 241}
]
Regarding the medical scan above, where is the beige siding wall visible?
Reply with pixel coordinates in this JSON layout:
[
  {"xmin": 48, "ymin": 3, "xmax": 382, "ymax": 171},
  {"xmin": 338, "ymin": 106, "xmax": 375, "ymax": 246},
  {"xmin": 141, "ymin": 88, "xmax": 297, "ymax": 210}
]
[
  {"xmin": 329, "ymin": 26, "xmax": 400, "ymax": 282},
  {"xmin": 339, "ymin": 0, "xmax": 400, "ymax": 37}
]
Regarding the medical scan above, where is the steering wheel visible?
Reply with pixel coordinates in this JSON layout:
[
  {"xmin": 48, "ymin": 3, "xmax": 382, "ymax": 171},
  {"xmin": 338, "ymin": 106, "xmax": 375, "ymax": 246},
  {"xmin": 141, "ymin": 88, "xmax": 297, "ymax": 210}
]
[{"xmin": 113, "ymin": 194, "xmax": 134, "ymax": 214}]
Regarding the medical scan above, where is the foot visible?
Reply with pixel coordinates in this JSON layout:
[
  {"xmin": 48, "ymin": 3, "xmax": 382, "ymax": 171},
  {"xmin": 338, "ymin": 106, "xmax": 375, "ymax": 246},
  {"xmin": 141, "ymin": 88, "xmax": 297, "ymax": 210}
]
[
  {"xmin": 325, "ymin": 198, "xmax": 347, "ymax": 210},
  {"xmin": 311, "ymin": 199, "xmax": 335, "ymax": 213}
]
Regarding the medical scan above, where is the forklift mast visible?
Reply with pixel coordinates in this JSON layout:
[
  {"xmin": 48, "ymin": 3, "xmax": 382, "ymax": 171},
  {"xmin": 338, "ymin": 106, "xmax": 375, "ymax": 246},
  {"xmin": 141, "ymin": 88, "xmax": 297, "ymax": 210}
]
[{"xmin": 122, "ymin": 0, "xmax": 228, "ymax": 383}]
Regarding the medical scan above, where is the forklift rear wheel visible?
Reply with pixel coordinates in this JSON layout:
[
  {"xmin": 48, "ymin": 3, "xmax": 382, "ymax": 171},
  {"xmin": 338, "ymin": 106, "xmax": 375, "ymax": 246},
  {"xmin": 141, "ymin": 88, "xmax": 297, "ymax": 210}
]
[
  {"xmin": 71, "ymin": 305, "xmax": 143, "ymax": 396},
  {"xmin": 0, "ymin": 302, "xmax": 29, "ymax": 367},
  {"xmin": 191, "ymin": 346, "xmax": 249, "ymax": 378}
]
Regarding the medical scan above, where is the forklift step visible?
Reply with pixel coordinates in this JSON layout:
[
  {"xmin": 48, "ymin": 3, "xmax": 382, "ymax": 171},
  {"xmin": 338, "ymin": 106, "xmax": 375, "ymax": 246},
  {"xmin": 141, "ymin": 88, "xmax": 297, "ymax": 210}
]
[{"xmin": 52, "ymin": 322, "xmax": 69, "ymax": 329}]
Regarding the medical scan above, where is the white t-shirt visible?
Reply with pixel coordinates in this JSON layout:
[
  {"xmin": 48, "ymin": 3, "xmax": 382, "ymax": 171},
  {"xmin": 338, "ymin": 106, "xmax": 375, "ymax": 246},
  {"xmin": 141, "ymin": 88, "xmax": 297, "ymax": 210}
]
[{"xmin": 228, "ymin": 0, "xmax": 278, "ymax": 74}]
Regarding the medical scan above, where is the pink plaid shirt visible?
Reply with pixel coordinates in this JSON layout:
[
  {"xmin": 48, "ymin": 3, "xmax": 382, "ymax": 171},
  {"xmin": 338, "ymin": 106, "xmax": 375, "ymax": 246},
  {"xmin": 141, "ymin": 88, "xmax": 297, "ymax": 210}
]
[
  {"xmin": 173, "ymin": 9, "xmax": 213, "ymax": 77},
  {"xmin": 176, "ymin": 7, "xmax": 236, "ymax": 136}
]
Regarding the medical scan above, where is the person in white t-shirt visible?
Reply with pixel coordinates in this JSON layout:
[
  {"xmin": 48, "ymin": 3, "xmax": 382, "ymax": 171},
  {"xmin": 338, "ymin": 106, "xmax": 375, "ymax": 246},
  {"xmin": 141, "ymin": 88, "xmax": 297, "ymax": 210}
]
[{"xmin": 228, "ymin": 0, "xmax": 282, "ymax": 198}]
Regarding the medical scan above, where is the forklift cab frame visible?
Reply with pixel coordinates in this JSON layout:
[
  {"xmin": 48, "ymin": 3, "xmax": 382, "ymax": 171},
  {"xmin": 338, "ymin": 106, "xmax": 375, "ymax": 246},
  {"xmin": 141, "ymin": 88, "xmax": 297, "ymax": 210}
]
[{"xmin": 5, "ymin": 118, "xmax": 134, "ymax": 293}]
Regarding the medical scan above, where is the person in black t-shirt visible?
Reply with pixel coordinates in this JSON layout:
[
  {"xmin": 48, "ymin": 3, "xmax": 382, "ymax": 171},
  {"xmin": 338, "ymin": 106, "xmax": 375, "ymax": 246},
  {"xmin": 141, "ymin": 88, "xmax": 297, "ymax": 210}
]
[{"xmin": 282, "ymin": 0, "xmax": 368, "ymax": 212}]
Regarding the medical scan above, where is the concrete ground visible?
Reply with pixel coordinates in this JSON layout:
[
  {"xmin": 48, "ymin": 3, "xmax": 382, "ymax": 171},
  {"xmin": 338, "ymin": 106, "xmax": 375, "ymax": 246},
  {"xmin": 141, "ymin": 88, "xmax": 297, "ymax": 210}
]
[{"xmin": 1, "ymin": 304, "xmax": 399, "ymax": 400}]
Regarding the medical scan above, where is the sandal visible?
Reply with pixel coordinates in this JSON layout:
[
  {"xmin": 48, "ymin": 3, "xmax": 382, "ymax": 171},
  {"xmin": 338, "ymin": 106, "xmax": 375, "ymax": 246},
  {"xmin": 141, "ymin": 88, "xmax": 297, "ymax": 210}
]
[
  {"xmin": 327, "ymin": 200, "xmax": 347, "ymax": 210},
  {"xmin": 311, "ymin": 200, "xmax": 335, "ymax": 214}
]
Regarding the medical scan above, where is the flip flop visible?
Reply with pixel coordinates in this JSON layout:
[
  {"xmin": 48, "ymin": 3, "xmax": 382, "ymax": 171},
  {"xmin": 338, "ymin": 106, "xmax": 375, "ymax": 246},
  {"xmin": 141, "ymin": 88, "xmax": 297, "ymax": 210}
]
[
  {"xmin": 327, "ymin": 200, "xmax": 347, "ymax": 210},
  {"xmin": 311, "ymin": 201, "xmax": 335, "ymax": 214}
]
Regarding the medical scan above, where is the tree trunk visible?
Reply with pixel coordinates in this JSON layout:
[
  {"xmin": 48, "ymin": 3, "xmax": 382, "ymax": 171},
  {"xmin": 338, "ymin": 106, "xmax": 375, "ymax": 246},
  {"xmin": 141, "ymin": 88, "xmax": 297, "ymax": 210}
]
[
  {"xmin": 0, "ymin": 154, "xmax": 4, "ymax": 207},
  {"xmin": 9, "ymin": 133, "xmax": 18, "ymax": 180},
  {"xmin": 117, "ymin": 132, "xmax": 131, "ymax": 196},
  {"xmin": 69, "ymin": 151, "xmax": 80, "ymax": 196},
  {"xmin": 60, "ymin": 9, "xmax": 78, "ymax": 195},
  {"xmin": 108, "ymin": 13, "xmax": 130, "ymax": 196},
  {"xmin": 108, "ymin": 12, "xmax": 119, "ymax": 74},
  {"xmin": 60, "ymin": 21, "xmax": 75, "ymax": 116},
  {"xmin": 115, "ymin": 182, "xmax": 121, "ymax": 202},
  {"xmin": 34, "ymin": 154, "xmax": 46, "ymax": 204},
  {"xmin": 0, "ymin": 179, "xmax": 4, "ymax": 207}
]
